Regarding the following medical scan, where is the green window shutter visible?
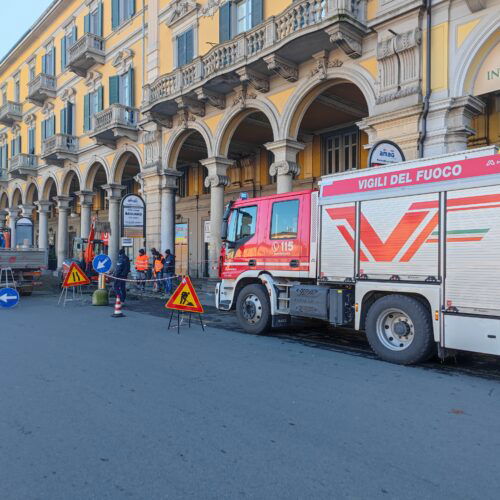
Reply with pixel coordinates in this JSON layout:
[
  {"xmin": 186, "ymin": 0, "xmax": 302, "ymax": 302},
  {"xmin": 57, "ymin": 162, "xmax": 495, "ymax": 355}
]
[
  {"xmin": 51, "ymin": 47, "xmax": 56, "ymax": 75},
  {"xmin": 51, "ymin": 115, "xmax": 56, "ymax": 137},
  {"xmin": 251, "ymin": 0, "xmax": 263, "ymax": 27},
  {"xmin": 97, "ymin": 3, "xmax": 103, "ymax": 36},
  {"xmin": 186, "ymin": 28, "xmax": 194, "ymax": 64},
  {"xmin": 61, "ymin": 37, "xmax": 67, "ymax": 69},
  {"xmin": 219, "ymin": 2, "xmax": 231, "ymax": 42},
  {"xmin": 112, "ymin": 0, "xmax": 120, "ymax": 29},
  {"xmin": 98, "ymin": 86, "xmax": 104, "ymax": 111},
  {"xmin": 109, "ymin": 75, "xmax": 120, "ymax": 105},
  {"xmin": 60, "ymin": 108, "xmax": 66, "ymax": 134},
  {"xmin": 42, "ymin": 54, "xmax": 47, "ymax": 74},
  {"xmin": 128, "ymin": 0, "xmax": 135, "ymax": 17},
  {"xmin": 84, "ymin": 13, "xmax": 90, "ymax": 33},
  {"xmin": 128, "ymin": 67, "xmax": 135, "ymax": 107},
  {"xmin": 28, "ymin": 127, "xmax": 35, "ymax": 154},
  {"xmin": 67, "ymin": 103, "xmax": 74, "ymax": 135},
  {"xmin": 17, "ymin": 136, "xmax": 21, "ymax": 155},
  {"xmin": 84, "ymin": 93, "xmax": 90, "ymax": 131}
]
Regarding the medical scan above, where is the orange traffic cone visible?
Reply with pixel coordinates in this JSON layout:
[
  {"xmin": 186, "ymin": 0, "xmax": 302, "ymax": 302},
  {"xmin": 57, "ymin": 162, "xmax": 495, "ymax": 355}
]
[{"xmin": 112, "ymin": 296, "xmax": 125, "ymax": 318}]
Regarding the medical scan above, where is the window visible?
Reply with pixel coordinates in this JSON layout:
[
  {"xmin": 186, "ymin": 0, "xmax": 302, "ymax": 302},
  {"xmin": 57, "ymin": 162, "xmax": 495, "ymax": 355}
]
[
  {"xmin": 236, "ymin": 0, "xmax": 252, "ymax": 34},
  {"xmin": 178, "ymin": 167, "xmax": 188, "ymax": 198},
  {"xmin": 14, "ymin": 76, "xmax": 20, "ymax": 102},
  {"xmin": 323, "ymin": 128, "xmax": 359, "ymax": 174},
  {"xmin": 227, "ymin": 206, "xmax": 257, "ymax": 243},
  {"xmin": 85, "ymin": 2, "xmax": 103, "ymax": 36},
  {"xmin": 270, "ymin": 200, "xmax": 299, "ymax": 240},
  {"xmin": 84, "ymin": 87, "xmax": 103, "ymax": 131},
  {"xmin": 112, "ymin": 0, "xmax": 135, "ymax": 30},
  {"xmin": 42, "ymin": 45, "xmax": 56, "ymax": 76},
  {"xmin": 28, "ymin": 61, "xmax": 36, "ymax": 82},
  {"xmin": 219, "ymin": 0, "xmax": 263, "ymax": 42},
  {"xmin": 10, "ymin": 135, "xmax": 21, "ymax": 158},
  {"xmin": 61, "ymin": 27, "xmax": 78, "ymax": 70},
  {"xmin": 0, "ymin": 144, "xmax": 8, "ymax": 173},
  {"xmin": 176, "ymin": 28, "xmax": 194, "ymax": 67},
  {"xmin": 28, "ymin": 126, "xmax": 36, "ymax": 155},
  {"xmin": 60, "ymin": 103, "xmax": 74, "ymax": 135},
  {"xmin": 42, "ymin": 115, "xmax": 56, "ymax": 141},
  {"xmin": 109, "ymin": 69, "xmax": 135, "ymax": 109}
]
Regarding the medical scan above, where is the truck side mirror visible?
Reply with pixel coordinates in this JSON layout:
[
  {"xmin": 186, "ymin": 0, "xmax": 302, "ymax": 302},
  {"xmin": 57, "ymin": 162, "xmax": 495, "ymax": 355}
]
[{"xmin": 221, "ymin": 219, "xmax": 229, "ymax": 241}]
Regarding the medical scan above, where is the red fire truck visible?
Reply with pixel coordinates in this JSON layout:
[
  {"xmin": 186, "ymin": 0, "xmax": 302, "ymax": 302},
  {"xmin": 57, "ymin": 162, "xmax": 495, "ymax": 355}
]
[{"xmin": 216, "ymin": 146, "xmax": 500, "ymax": 364}]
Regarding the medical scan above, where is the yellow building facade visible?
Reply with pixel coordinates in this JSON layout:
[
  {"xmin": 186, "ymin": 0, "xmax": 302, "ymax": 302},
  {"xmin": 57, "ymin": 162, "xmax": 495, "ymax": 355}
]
[{"xmin": 0, "ymin": 0, "xmax": 499, "ymax": 277}]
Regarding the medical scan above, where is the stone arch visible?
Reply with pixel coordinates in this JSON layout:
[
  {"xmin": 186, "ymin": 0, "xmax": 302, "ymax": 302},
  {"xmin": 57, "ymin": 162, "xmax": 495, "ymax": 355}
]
[
  {"xmin": 25, "ymin": 182, "xmax": 40, "ymax": 204},
  {"xmin": 83, "ymin": 158, "xmax": 110, "ymax": 191},
  {"xmin": 110, "ymin": 144, "xmax": 143, "ymax": 184},
  {"xmin": 0, "ymin": 191, "xmax": 9, "ymax": 209},
  {"xmin": 61, "ymin": 168, "xmax": 83, "ymax": 196},
  {"xmin": 164, "ymin": 124, "xmax": 213, "ymax": 170},
  {"xmin": 214, "ymin": 99, "xmax": 280, "ymax": 157},
  {"xmin": 451, "ymin": 16, "xmax": 500, "ymax": 97},
  {"xmin": 40, "ymin": 174, "xmax": 60, "ymax": 201},
  {"xmin": 11, "ymin": 186, "xmax": 23, "ymax": 207},
  {"xmin": 281, "ymin": 67, "xmax": 376, "ymax": 141}
]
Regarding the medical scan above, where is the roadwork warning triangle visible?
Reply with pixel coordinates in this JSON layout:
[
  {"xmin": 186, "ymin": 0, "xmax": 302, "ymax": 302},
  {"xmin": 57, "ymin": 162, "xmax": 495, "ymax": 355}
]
[
  {"xmin": 165, "ymin": 276, "xmax": 204, "ymax": 313},
  {"xmin": 62, "ymin": 262, "xmax": 91, "ymax": 288}
]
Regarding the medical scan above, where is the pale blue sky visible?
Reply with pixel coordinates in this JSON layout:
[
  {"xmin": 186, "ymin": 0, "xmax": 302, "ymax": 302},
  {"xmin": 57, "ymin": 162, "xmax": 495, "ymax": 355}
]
[{"xmin": 0, "ymin": 1, "xmax": 53, "ymax": 62}]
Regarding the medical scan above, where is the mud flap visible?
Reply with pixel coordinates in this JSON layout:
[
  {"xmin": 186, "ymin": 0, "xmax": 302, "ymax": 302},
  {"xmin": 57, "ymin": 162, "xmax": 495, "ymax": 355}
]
[{"xmin": 272, "ymin": 314, "xmax": 290, "ymax": 328}]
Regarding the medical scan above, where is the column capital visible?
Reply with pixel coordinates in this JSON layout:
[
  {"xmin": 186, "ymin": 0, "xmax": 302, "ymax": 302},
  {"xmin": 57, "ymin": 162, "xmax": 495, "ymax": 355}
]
[
  {"xmin": 102, "ymin": 183, "xmax": 125, "ymax": 200},
  {"xmin": 53, "ymin": 196, "xmax": 72, "ymax": 210},
  {"xmin": 75, "ymin": 190, "xmax": 95, "ymax": 206},
  {"xmin": 18, "ymin": 204, "xmax": 36, "ymax": 217},
  {"xmin": 200, "ymin": 157, "xmax": 234, "ymax": 188},
  {"xmin": 264, "ymin": 139, "xmax": 305, "ymax": 158},
  {"xmin": 7, "ymin": 206, "xmax": 20, "ymax": 217},
  {"xmin": 35, "ymin": 201, "xmax": 52, "ymax": 213},
  {"xmin": 0, "ymin": 208, "xmax": 8, "ymax": 219},
  {"xmin": 161, "ymin": 169, "xmax": 183, "ymax": 191}
]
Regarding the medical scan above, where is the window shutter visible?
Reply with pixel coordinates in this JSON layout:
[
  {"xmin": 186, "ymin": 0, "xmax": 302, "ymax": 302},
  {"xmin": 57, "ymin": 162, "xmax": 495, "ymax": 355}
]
[
  {"xmin": 10, "ymin": 139, "xmax": 15, "ymax": 157},
  {"xmin": 51, "ymin": 115, "xmax": 56, "ymax": 137},
  {"xmin": 84, "ymin": 93, "xmax": 90, "ymax": 131},
  {"xmin": 97, "ymin": 86, "xmax": 104, "ymax": 111},
  {"xmin": 84, "ymin": 13, "xmax": 90, "ymax": 34},
  {"xmin": 42, "ymin": 54, "xmax": 47, "ymax": 74},
  {"xmin": 186, "ymin": 28, "xmax": 194, "ymax": 64},
  {"xmin": 112, "ymin": 0, "xmax": 120, "ymax": 29},
  {"xmin": 251, "ymin": 0, "xmax": 263, "ymax": 27},
  {"xmin": 61, "ymin": 37, "xmax": 67, "ymax": 69},
  {"xmin": 128, "ymin": 67, "xmax": 135, "ymax": 107},
  {"xmin": 29, "ymin": 128, "xmax": 35, "ymax": 155},
  {"xmin": 17, "ymin": 136, "xmax": 21, "ymax": 155},
  {"xmin": 129, "ymin": 0, "xmax": 136, "ymax": 17},
  {"xmin": 109, "ymin": 75, "xmax": 120, "ymax": 105},
  {"xmin": 97, "ymin": 2, "xmax": 103, "ymax": 36},
  {"xmin": 42, "ymin": 119, "xmax": 46, "ymax": 141},
  {"xmin": 67, "ymin": 103, "xmax": 74, "ymax": 135},
  {"xmin": 51, "ymin": 47, "xmax": 56, "ymax": 75},
  {"xmin": 72, "ymin": 26, "xmax": 78, "ymax": 44},
  {"xmin": 60, "ymin": 108, "xmax": 66, "ymax": 134},
  {"xmin": 219, "ymin": 2, "xmax": 232, "ymax": 42}
]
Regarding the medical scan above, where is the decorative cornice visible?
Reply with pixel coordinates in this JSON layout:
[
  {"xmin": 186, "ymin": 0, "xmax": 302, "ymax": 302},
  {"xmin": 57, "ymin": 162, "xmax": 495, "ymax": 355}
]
[
  {"xmin": 175, "ymin": 96, "xmax": 205, "ymax": 117},
  {"xmin": 264, "ymin": 54, "xmax": 298, "ymax": 82},
  {"xmin": 165, "ymin": 0, "xmax": 200, "ymax": 28},
  {"xmin": 194, "ymin": 87, "xmax": 226, "ymax": 110},
  {"xmin": 236, "ymin": 67, "xmax": 269, "ymax": 93}
]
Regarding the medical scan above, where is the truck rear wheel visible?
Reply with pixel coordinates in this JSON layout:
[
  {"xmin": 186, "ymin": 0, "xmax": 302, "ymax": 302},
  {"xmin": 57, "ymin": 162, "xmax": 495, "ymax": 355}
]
[
  {"xmin": 365, "ymin": 294, "xmax": 435, "ymax": 365},
  {"xmin": 236, "ymin": 284, "xmax": 272, "ymax": 335}
]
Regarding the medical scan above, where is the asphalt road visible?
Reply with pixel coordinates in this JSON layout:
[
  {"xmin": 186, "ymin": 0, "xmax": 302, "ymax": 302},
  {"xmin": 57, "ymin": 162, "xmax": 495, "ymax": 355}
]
[{"xmin": 1, "ymin": 294, "xmax": 500, "ymax": 499}]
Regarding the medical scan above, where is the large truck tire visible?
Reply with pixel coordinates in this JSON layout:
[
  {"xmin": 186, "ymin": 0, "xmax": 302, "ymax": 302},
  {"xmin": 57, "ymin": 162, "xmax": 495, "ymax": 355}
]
[
  {"xmin": 236, "ymin": 284, "xmax": 272, "ymax": 335},
  {"xmin": 365, "ymin": 294, "xmax": 435, "ymax": 365}
]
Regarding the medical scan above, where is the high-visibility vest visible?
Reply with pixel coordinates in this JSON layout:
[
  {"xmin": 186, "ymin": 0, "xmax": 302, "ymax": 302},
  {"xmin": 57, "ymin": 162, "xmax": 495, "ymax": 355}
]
[
  {"xmin": 135, "ymin": 254, "xmax": 149, "ymax": 271},
  {"xmin": 154, "ymin": 258, "xmax": 164, "ymax": 273}
]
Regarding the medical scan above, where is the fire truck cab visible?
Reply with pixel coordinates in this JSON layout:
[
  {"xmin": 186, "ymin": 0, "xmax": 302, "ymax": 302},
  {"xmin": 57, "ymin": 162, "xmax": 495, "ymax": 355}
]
[{"xmin": 216, "ymin": 146, "xmax": 500, "ymax": 365}]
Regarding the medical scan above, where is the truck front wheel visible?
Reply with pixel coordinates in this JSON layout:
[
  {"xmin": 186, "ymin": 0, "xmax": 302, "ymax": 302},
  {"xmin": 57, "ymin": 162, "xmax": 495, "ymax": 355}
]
[
  {"xmin": 365, "ymin": 294, "xmax": 435, "ymax": 365},
  {"xmin": 236, "ymin": 284, "xmax": 272, "ymax": 335}
]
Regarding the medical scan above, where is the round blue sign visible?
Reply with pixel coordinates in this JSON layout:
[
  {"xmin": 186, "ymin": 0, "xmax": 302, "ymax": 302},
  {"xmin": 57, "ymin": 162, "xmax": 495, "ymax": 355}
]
[
  {"xmin": 0, "ymin": 288, "xmax": 20, "ymax": 309},
  {"xmin": 92, "ymin": 254, "xmax": 112, "ymax": 274}
]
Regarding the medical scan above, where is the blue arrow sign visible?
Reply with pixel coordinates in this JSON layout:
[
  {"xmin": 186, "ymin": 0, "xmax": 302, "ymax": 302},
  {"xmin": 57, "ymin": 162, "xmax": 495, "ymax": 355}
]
[
  {"xmin": 92, "ymin": 254, "xmax": 112, "ymax": 274},
  {"xmin": 0, "ymin": 288, "xmax": 20, "ymax": 309}
]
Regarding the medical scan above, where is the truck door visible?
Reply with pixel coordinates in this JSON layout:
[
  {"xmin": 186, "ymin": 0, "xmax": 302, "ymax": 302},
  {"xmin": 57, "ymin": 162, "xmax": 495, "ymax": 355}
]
[
  {"xmin": 261, "ymin": 194, "xmax": 310, "ymax": 276},
  {"xmin": 221, "ymin": 203, "xmax": 260, "ymax": 280}
]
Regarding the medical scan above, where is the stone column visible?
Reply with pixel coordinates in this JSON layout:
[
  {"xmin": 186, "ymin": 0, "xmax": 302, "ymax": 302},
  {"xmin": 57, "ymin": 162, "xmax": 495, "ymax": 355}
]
[
  {"xmin": 161, "ymin": 170, "xmax": 182, "ymax": 254},
  {"xmin": 265, "ymin": 139, "xmax": 305, "ymax": 194},
  {"xmin": 76, "ymin": 191, "xmax": 94, "ymax": 239},
  {"xmin": 7, "ymin": 207, "xmax": 20, "ymax": 249},
  {"xmin": 34, "ymin": 201, "xmax": 52, "ymax": 251},
  {"xmin": 103, "ymin": 184, "xmax": 125, "ymax": 269},
  {"xmin": 19, "ymin": 204, "xmax": 35, "ymax": 218},
  {"xmin": 54, "ymin": 196, "xmax": 71, "ymax": 269},
  {"xmin": 201, "ymin": 157, "xmax": 233, "ymax": 278}
]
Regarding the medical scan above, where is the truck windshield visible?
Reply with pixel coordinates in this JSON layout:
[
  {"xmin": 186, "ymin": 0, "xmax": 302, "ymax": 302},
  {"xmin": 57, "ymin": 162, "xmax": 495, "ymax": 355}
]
[{"xmin": 227, "ymin": 206, "xmax": 257, "ymax": 243}]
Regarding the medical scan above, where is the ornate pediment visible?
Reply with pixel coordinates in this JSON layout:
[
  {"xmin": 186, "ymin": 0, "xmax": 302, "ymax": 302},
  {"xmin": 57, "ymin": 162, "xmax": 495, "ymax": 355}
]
[
  {"xmin": 165, "ymin": 0, "xmax": 200, "ymax": 28},
  {"xmin": 112, "ymin": 49, "xmax": 134, "ymax": 75},
  {"xmin": 61, "ymin": 86, "xmax": 77, "ymax": 103},
  {"xmin": 41, "ymin": 101, "xmax": 55, "ymax": 116},
  {"xmin": 24, "ymin": 113, "xmax": 37, "ymax": 126},
  {"xmin": 85, "ymin": 71, "xmax": 103, "ymax": 91}
]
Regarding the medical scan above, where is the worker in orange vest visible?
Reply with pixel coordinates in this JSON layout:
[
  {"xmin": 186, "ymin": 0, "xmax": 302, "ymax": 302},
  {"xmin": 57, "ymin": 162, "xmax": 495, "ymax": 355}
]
[
  {"xmin": 153, "ymin": 251, "xmax": 165, "ymax": 293},
  {"xmin": 135, "ymin": 249, "xmax": 149, "ymax": 292}
]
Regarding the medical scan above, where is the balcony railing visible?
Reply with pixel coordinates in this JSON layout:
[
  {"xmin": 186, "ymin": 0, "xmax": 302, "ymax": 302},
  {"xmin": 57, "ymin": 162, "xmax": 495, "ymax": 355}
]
[
  {"xmin": 8, "ymin": 153, "xmax": 38, "ymax": 178},
  {"xmin": 68, "ymin": 33, "xmax": 105, "ymax": 77},
  {"xmin": 143, "ymin": 0, "xmax": 365, "ymax": 111},
  {"xmin": 0, "ymin": 101, "xmax": 22, "ymax": 127},
  {"xmin": 41, "ymin": 134, "xmax": 78, "ymax": 163},
  {"xmin": 28, "ymin": 73, "xmax": 57, "ymax": 106},
  {"xmin": 90, "ymin": 104, "xmax": 139, "ymax": 147}
]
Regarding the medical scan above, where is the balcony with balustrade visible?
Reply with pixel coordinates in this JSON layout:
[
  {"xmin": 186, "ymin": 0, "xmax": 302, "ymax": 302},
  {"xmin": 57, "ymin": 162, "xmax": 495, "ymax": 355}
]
[
  {"xmin": 0, "ymin": 101, "xmax": 22, "ymax": 127},
  {"xmin": 8, "ymin": 153, "xmax": 39, "ymax": 179},
  {"xmin": 142, "ymin": 0, "xmax": 367, "ymax": 118},
  {"xmin": 90, "ymin": 104, "xmax": 139, "ymax": 148},
  {"xmin": 68, "ymin": 33, "xmax": 105, "ymax": 77},
  {"xmin": 28, "ymin": 73, "xmax": 57, "ymax": 106},
  {"xmin": 41, "ymin": 134, "xmax": 78, "ymax": 164}
]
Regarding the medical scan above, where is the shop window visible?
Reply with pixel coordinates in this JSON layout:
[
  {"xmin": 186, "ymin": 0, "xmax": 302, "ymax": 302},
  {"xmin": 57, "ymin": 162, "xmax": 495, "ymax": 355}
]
[
  {"xmin": 270, "ymin": 199, "xmax": 299, "ymax": 240},
  {"xmin": 227, "ymin": 206, "xmax": 257, "ymax": 243},
  {"xmin": 323, "ymin": 127, "xmax": 359, "ymax": 174}
]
